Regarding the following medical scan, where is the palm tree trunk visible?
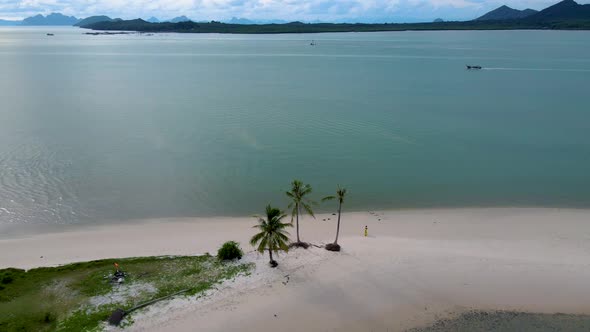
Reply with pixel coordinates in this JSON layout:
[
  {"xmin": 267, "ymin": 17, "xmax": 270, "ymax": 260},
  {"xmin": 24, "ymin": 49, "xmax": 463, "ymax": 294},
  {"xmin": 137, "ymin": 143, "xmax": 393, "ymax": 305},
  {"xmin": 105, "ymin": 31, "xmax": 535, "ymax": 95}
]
[
  {"xmin": 268, "ymin": 247, "xmax": 274, "ymax": 263},
  {"xmin": 334, "ymin": 202, "xmax": 342, "ymax": 244},
  {"xmin": 296, "ymin": 203, "xmax": 301, "ymax": 243}
]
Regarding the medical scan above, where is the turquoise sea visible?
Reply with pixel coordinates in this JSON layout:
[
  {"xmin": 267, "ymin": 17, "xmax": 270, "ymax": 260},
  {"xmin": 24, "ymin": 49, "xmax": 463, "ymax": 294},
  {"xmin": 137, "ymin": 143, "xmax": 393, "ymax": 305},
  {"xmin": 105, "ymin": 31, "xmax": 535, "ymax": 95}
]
[{"xmin": 1, "ymin": 27, "xmax": 589, "ymax": 230}]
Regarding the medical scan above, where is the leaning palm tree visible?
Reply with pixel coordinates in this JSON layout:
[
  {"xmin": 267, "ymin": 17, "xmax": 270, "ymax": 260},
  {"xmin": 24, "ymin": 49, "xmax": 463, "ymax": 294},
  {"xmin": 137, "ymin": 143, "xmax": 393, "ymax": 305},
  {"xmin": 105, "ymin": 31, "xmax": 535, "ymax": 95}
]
[
  {"xmin": 250, "ymin": 204, "xmax": 292, "ymax": 267},
  {"xmin": 322, "ymin": 185, "xmax": 347, "ymax": 251},
  {"xmin": 286, "ymin": 180, "xmax": 315, "ymax": 247}
]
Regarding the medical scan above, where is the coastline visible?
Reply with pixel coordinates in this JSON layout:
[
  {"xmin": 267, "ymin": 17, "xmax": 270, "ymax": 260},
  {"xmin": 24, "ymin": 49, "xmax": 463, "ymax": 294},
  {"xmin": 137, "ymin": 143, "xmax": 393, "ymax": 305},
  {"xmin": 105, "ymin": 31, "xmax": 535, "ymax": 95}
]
[
  {"xmin": 0, "ymin": 207, "xmax": 586, "ymax": 269},
  {"xmin": 2, "ymin": 207, "xmax": 590, "ymax": 331}
]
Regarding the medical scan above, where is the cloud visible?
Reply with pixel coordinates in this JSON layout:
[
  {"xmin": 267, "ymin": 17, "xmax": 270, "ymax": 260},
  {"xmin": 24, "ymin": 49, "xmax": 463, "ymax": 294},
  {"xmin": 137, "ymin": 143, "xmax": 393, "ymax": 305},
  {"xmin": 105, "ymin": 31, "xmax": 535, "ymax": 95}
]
[{"xmin": 1, "ymin": 0, "xmax": 589, "ymax": 22}]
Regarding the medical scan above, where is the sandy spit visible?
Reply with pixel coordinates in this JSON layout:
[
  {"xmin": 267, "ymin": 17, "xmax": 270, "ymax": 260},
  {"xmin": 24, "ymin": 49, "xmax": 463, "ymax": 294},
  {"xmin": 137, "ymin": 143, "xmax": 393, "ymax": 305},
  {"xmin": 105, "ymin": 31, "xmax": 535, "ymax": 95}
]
[{"xmin": 2, "ymin": 208, "xmax": 590, "ymax": 331}]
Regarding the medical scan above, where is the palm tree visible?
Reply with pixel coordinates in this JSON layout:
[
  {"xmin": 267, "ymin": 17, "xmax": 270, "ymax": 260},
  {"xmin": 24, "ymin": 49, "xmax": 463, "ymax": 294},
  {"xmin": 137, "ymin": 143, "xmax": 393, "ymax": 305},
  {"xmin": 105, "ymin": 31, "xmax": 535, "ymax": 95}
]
[
  {"xmin": 286, "ymin": 180, "xmax": 315, "ymax": 247},
  {"xmin": 250, "ymin": 205, "xmax": 292, "ymax": 267},
  {"xmin": 322, "ymin": 185, "xmax": 347, "ymax": 251}
]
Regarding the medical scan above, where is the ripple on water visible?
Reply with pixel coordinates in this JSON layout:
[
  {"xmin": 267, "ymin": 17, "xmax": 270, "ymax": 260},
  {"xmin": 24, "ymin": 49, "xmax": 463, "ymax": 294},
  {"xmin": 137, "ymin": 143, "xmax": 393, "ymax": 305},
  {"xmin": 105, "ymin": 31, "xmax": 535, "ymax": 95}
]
[{"xmin": 0, "ymin": 138, "xmax": 82, "ymax": 225}]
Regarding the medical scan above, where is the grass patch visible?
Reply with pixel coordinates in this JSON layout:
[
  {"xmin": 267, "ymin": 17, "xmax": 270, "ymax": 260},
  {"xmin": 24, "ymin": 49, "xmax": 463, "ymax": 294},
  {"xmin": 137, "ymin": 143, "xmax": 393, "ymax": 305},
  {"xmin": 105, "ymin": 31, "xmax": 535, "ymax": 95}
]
[{"xmin": 0, "ymin": 255, "xmax": 253, "ymax": 332}]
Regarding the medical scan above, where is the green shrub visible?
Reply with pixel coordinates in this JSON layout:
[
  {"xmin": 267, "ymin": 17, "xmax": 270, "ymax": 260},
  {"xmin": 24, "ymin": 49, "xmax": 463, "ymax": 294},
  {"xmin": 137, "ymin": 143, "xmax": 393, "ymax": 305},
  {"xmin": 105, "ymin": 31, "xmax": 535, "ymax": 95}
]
[{"xmin": 217, "ymin": 241, "xmax": 243, "ymax": 261}]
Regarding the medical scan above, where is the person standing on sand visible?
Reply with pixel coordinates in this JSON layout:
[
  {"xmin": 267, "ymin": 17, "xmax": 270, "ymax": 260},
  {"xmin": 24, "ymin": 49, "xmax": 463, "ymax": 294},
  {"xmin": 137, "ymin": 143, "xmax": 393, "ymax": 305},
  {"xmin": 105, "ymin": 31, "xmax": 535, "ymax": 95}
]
[{"xmin": 364, "ymin": 225, "xmax": 368, "ymax": 237}]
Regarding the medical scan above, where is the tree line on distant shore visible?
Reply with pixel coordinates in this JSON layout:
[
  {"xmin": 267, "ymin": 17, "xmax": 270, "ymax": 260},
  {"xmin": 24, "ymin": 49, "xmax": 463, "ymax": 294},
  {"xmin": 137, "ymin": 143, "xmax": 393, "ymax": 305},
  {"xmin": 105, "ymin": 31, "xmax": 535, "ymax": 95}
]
[
  {"xmin": 81, "ymin": 18, "xmax": 590, "ymax": 34},
  {"xmin": 249, "ymin": 180, "xmax": 347, "ymax": 267}
]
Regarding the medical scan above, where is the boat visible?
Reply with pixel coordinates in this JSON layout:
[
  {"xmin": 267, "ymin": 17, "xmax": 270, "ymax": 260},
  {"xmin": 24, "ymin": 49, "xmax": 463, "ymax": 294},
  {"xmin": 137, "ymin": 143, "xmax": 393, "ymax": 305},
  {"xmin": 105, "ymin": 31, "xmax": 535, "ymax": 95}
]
[
  {"xmin": 46, "ymin": 33, "xmax": 54, "ymax": 36},
  {"xmin": 310, "ymin": 40, "xmax": 316, "ymax": 46},
  {"xmin": 466, "ymin": 65, "xmax": 482, "ymax": 70}
]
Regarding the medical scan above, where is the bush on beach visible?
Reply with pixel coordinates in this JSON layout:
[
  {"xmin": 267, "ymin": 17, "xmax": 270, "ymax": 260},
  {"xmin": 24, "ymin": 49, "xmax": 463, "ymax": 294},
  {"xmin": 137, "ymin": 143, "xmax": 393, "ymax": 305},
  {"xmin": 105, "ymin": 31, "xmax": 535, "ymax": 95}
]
[{"xmin": 217, "ymin": 241, "xmax": 243, "ymax": 260}]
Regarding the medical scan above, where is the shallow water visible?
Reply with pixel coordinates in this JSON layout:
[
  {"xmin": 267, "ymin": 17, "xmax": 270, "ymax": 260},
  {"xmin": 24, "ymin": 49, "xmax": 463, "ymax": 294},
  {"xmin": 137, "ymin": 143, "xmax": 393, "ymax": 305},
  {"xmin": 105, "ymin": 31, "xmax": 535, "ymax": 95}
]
[{"xmin": 1, "ymin": 27, "xmax": 590, "ymax": 228}]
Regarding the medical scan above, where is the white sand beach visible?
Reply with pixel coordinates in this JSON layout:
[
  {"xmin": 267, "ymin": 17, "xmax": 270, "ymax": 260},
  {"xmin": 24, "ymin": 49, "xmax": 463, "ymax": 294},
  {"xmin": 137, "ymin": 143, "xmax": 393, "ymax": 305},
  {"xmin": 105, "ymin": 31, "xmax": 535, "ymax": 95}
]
[{"xmin": 2, "ymin": 208, "xmax": 590, "ymax": 331}]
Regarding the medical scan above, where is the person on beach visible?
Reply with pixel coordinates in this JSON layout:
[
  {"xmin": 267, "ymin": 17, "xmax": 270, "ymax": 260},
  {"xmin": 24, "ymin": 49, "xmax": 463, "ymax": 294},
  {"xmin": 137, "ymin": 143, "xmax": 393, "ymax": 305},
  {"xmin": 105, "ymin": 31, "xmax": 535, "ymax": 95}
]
[{"xmin": 365, "ymin": 225, "xmax": 368, "ymax": 237}]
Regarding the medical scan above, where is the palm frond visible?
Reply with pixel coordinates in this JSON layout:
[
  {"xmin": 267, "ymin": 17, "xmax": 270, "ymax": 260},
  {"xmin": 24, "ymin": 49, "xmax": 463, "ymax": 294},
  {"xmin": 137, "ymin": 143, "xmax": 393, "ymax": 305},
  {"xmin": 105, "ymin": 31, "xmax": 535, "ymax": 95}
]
[
  {"xmin": 257, "ymin": 236, "xmax": 268, "ymax": 253},
  {"xmin": 322, "ymin": 195, "xmax": 335, "ymax": 202},
  {"xmin": 337, "ymin": 186, "xmax": 347, "ymax": 203},
  {"xmin": 301, "ymin": 202, "xmax": 315, "ymax": 218},
  {"xmin": 276, "ymin": 223, "xmax": 292, "ymax": 231},
  {"xmin": 278, "ymin": 240, "xmax": 290, "ymax": 252},
  {"xmin": 277, "ymin": 232, "xmax": 290, "ymax": 241},
  {"xmin": 301, "ymin": 186, "xmax": 312, "ymax": 196},
  {"xmin": 307, "ymin": 198, "xmax": 319, "ymax": 206},
  {"xmin": 250, "ymin": 231, "xmax": 265, "ymax": 246}
]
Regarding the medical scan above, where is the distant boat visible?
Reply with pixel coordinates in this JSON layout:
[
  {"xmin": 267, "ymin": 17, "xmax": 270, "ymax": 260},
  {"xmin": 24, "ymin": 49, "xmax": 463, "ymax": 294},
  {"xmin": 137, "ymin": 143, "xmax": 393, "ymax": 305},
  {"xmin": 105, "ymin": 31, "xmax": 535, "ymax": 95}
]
[
  {"xmin": 46, "ymin": 33, "xmax": 54, "ymax": 36},
  {"xmin": 466, "ymin": 65, "xmax": 482, "ymax": 70},
  {"xmin": 310, "ymin": 40, "xmax": 316, "ymax": 46}
]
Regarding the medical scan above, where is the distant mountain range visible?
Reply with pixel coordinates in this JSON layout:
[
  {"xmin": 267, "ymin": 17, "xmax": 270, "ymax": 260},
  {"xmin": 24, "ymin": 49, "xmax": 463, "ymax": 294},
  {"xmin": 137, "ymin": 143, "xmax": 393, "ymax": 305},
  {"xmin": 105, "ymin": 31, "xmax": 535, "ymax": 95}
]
[
  {"xmin": 0, "ymin": 0, "xmax": 589, "ymax": 29},
  {"xmin": 141, "ymin": 16, "xmax": 193, "ymax": 23},
  {"xmin": 0, "ymin": 13, "xmax": 79, "ymax": 26},
  {"xmin": 476, "ymin": 6, "xmax": 538, "ymax": 21},
  {"xmin": 225, "ymin": 17, "xmax": 289, "ymax": 24},
  {"xmin": 22, "ymin": 13, "xmax": 79, "ymax": 25},
  {"xmin": 167, "ymin": 16, "xmax": 191, "ymax": 23},
  {"xmin": 477, "ymin": 0, "xmax": 590, "ymax": 22},
  {"xmin": 78, "ymin": 0, "xmax": 590, "ymax": 33},
  {"xmin": 226, "ymin": 17, "xmax": 255, "ymax": 25},
  {"xmin": 0, "ymin": 13, "xmax": 81, "ymax": 26}
]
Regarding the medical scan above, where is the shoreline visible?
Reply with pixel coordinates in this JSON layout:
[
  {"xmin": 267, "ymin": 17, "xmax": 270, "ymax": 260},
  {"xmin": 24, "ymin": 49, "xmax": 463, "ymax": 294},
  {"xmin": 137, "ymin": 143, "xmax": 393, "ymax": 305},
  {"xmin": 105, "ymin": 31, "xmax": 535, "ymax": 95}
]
[
  {"xmin": 0, "ymin": 205, "xmax": 583, "ymax": 240},
  {"xmin": 3, "ymin": 207, "xmax": 590, "ymax": 331},
  {"xmin": 0, "ymin": 207, "xmax": 587, "ymax": 269}
]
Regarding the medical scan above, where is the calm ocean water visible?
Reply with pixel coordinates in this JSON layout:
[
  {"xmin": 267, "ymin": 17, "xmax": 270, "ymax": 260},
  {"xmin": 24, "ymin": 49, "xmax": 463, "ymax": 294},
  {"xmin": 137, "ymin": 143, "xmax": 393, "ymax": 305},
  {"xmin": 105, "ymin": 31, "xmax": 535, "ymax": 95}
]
[{"xmin": 1, "ymin": 27, "xmax": 589, "ymax": 229}]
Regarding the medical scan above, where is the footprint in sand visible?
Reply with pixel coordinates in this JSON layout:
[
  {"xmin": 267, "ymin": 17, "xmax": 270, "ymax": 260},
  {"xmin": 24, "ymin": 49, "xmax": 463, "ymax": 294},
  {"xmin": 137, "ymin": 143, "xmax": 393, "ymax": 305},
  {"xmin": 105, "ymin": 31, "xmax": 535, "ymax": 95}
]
[{"xmin": 282, "ymin": 275, "xmax": 290, "ymax": 285}]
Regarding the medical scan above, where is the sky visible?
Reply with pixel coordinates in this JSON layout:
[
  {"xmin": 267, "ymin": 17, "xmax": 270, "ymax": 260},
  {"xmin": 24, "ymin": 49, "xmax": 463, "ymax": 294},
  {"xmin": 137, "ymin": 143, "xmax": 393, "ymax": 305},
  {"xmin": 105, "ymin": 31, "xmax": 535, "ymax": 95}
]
[{"xmin": 1, "ymin": 0, "xmax": 589, "ymax": 22}]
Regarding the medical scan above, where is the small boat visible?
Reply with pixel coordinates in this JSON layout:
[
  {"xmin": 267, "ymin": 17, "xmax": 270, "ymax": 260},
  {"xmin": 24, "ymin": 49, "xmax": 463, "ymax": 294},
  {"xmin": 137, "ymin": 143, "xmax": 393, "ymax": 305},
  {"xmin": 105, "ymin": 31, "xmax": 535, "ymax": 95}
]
[
  {"xmin": 466, "ymin": 65, "xmax": 482, "ymax": 70},
  {"xmin": 46, "ymin": 33, "xmax": 54, "ymax": 36},
  {"xmin": 310, "ymin": 40, "xmax": 316, "ymax": 46}
]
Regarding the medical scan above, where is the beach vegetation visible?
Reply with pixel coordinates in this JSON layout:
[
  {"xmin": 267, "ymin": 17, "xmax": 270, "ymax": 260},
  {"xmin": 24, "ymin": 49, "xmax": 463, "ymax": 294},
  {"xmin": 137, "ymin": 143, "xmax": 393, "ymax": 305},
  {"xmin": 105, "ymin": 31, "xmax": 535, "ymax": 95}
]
[
  {"xmin": 250, "ymin": 205, "xmax": 292, "ymax": 267},
  {"xmin": 322, "ymin": 185, "xmax": 348, "ymax": 251},
  {"xmin": 217, "ymin": 241, "xmax": 244, "ymax": 260},
  {"xmin": 0, "ymin": 255, "xmax": 253, "ymax": 331},
  {"xmin": 286, "ymin": 180, "xmax": 316, "ymax": 248}
]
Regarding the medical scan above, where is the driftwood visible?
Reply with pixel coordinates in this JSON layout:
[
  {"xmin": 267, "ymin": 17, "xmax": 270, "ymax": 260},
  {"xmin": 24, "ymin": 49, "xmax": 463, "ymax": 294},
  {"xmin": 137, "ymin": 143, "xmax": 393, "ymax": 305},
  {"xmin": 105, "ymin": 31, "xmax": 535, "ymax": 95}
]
[{"xmin": 108, "ymin": 289, "xmax": 190, "ymax": 326}]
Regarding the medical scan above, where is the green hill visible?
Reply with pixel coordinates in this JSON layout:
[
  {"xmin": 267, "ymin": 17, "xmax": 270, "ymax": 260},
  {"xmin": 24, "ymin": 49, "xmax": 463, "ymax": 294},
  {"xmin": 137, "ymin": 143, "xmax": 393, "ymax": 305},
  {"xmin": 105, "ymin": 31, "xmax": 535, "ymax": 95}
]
[
  {"xmin": 527, "ymin": 0, "xmax": 590, "ymax": 21},
  {"xmin": 476, "ymin": 5, "xmax": 537, "ymax": 21},
  {"xmin": 74, "ymin": 16, "xmax": 116, "ymax": 27}
]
